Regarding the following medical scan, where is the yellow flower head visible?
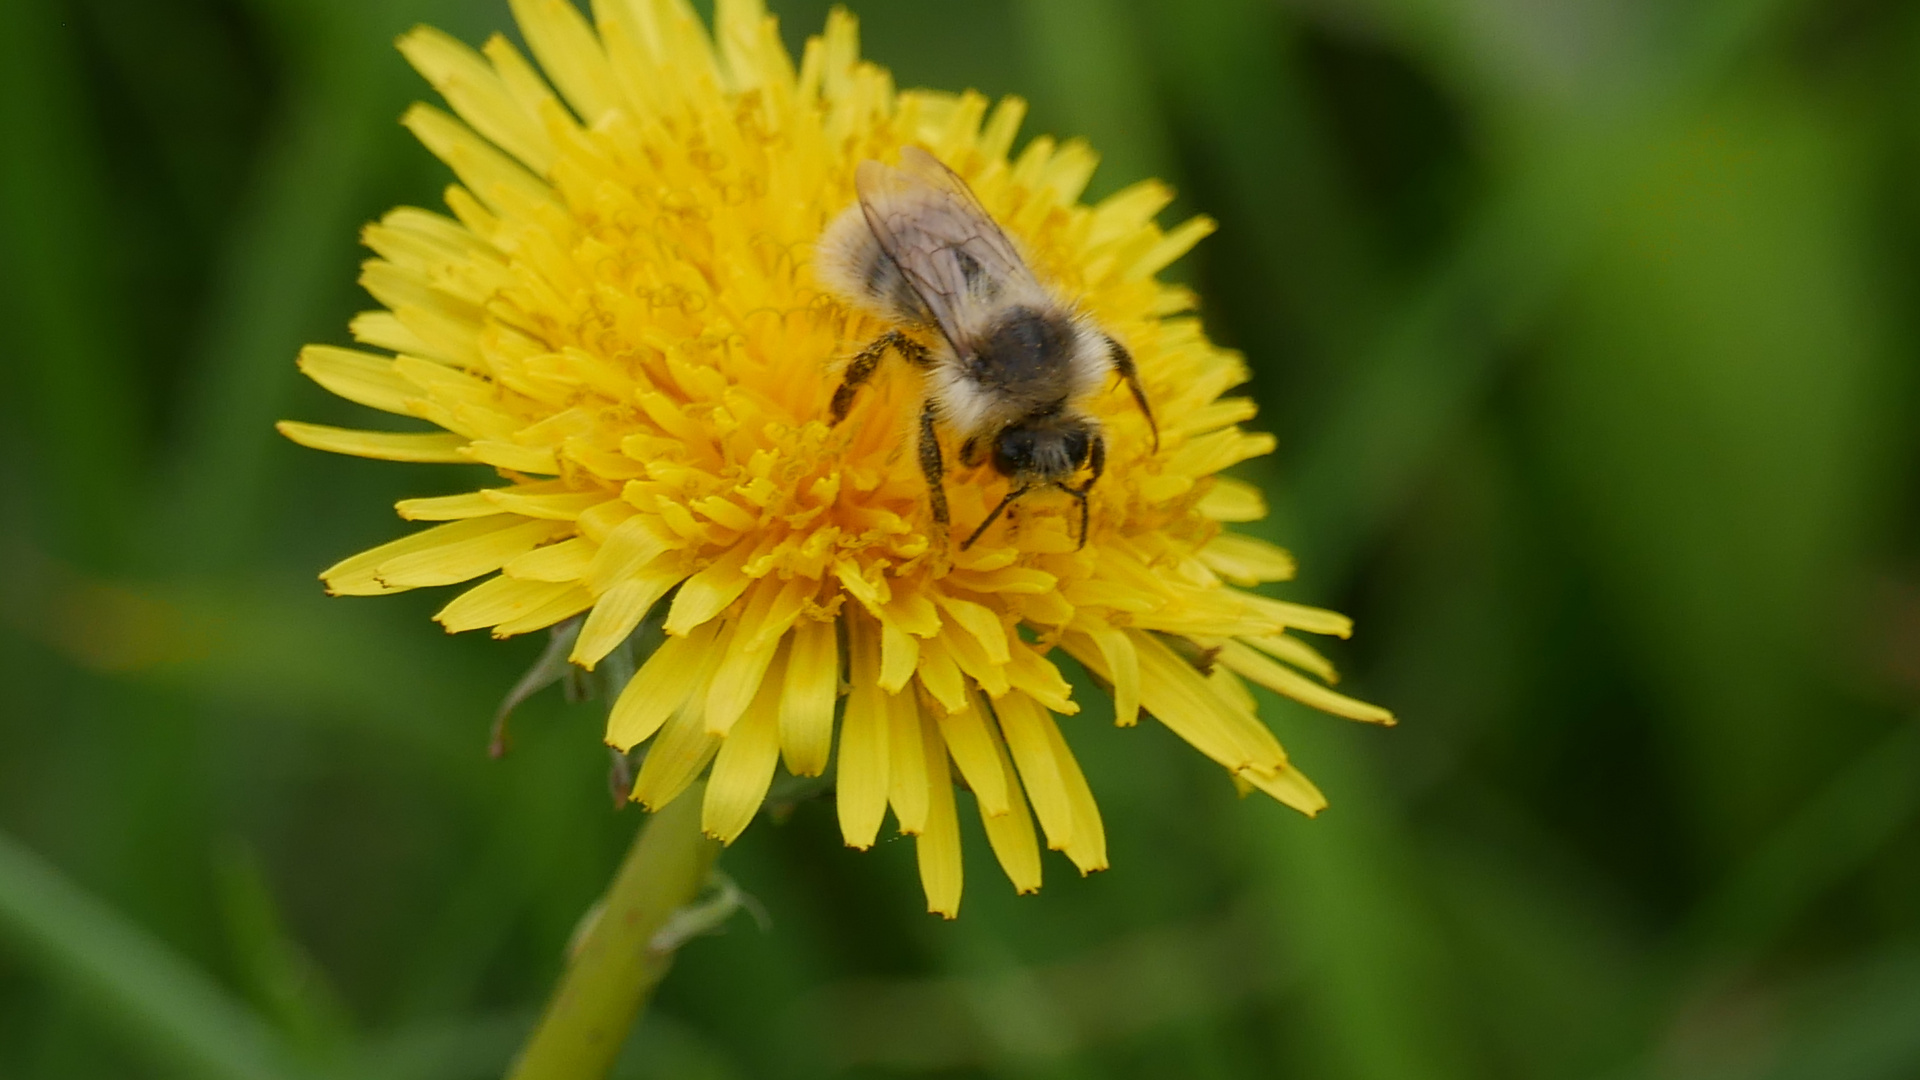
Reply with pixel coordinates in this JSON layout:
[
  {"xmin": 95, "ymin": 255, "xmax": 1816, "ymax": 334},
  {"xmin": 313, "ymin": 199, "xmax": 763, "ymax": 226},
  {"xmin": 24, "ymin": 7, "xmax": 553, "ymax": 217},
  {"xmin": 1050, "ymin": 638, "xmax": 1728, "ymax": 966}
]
[{"xmin": 280, "ymin": 0, "xmax": 1392, "ymax": 916}]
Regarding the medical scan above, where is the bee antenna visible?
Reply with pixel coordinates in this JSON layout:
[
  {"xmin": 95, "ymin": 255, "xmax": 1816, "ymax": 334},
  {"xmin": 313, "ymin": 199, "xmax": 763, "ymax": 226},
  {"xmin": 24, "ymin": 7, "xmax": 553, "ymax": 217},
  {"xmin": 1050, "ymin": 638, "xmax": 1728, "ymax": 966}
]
[{"xmin": 962, "ymin": 485, "xmax": 1031, "ymax": 550}]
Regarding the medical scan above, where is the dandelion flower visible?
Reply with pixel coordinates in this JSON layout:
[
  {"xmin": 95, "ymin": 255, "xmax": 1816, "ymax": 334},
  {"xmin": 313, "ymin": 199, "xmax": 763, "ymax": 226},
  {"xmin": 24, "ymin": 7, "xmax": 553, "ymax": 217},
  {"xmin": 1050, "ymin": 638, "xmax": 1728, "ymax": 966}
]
[{"xmin": 280, "ymin": 0, "xmax": 1393, "ymax": 917}]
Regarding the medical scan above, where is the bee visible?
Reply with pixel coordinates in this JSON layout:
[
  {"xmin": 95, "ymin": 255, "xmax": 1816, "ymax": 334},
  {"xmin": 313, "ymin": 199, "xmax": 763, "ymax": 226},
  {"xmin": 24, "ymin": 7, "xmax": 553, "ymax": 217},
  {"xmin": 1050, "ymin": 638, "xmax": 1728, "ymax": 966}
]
[{"xmin": 815, "ymin": 146, "xmax": 1157, "ymax": 550}]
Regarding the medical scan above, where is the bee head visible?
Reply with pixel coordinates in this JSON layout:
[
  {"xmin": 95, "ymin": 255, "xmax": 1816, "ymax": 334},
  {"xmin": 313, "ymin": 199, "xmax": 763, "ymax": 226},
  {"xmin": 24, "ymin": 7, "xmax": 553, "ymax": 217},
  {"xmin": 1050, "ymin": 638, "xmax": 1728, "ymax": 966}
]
[{"xmin": 991, "ymin": 413, "xmax": 1095, "ymax": 484}]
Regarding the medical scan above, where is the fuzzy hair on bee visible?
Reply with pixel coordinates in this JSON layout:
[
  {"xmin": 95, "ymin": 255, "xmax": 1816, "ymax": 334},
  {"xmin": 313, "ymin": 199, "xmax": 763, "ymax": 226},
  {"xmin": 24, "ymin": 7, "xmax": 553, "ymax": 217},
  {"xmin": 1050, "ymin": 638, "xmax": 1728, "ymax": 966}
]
[{"xmin": 814, "ymin": 146, "xmax": 1157, "ymax": 549}]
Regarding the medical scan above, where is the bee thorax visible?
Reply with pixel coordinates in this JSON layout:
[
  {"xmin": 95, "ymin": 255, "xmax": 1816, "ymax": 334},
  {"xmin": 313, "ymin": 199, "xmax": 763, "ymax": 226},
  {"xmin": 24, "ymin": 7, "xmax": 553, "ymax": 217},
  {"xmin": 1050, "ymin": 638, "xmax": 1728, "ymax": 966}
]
[{"xmin": 973, "ymin": 307, "xmax": 1078, "ymax": 390}]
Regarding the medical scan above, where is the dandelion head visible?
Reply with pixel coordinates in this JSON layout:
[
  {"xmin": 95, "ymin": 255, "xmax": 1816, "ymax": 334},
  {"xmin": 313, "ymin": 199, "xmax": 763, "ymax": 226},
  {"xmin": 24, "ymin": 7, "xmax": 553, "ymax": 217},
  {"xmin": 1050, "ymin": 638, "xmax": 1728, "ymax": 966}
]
[{"xmin": 279, "ymin": 0, "xmax": 1392, "ymax": 917}]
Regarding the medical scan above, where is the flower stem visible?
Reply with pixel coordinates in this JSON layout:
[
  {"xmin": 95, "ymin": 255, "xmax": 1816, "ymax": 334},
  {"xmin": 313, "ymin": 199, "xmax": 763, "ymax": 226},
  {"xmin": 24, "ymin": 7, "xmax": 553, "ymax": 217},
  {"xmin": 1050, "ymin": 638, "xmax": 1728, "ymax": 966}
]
[{"xmin": 506, "ymin": 786, "xmax": 720, "ymax": 1080}]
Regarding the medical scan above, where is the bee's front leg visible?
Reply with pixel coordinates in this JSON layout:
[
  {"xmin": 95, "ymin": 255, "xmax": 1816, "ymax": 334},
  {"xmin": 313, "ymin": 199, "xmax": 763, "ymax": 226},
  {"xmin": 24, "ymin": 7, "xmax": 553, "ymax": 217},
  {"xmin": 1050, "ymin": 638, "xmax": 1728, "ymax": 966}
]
[
  {"xmin": 1059, "ymin": 431, "xmax": 1105, "ymax": 550},
  {"xmin": 831, "ymin": 329, "xmax": 934, "ymax": 424},
  {"xmin": 917, "ymin": 400, "xmax": 951, "ymax": 539},
  {"xmin": 1106, "ymin": 336, "xmax": 1158, "ymax": 452}
]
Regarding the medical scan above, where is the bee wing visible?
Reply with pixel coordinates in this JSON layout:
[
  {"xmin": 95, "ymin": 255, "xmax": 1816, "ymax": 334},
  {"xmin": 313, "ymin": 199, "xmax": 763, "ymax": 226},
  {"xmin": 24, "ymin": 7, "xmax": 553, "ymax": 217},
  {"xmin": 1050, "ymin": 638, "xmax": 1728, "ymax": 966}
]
[{"xmin": 854, "ymin": 147, "xmax": 1045, "ymax": 355}]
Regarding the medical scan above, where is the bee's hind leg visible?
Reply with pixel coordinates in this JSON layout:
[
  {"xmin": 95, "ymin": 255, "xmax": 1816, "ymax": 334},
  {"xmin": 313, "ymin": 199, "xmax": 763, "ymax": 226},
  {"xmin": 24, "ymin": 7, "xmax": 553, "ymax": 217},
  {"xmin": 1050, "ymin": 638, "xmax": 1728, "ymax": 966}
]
[
  {"xmin": 1106, "ymin": 337, "xmax": 1158, "ymax": 451},
  {"xmin": 831, "ymin": 329, "xmax": 934, "ymax": 424},
  {"xmin": 918, "ymin": 400, "xmax": 951, "ymax": 540}
]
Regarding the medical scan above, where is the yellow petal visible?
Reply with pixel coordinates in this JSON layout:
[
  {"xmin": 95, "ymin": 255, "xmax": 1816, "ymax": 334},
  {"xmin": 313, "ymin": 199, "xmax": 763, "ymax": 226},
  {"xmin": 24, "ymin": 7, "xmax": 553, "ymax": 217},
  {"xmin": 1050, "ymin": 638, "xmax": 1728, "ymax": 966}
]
[
  {"xmin": 836, "ymin": 615, "xmax": 890, "ymax": 849},
  {"xmin": 976, "ymin": 707, "xmax": 1042, "ymax": 894},
  {"xmin": 349, "ymin": 310, "xmax": 431, "ymax": 355},
  {"xmin": 1189, "ymin": 403, "xmax": 1262, "ymax": 446},
  {"xmin": 1217, "ymin": 640, "xmax": 1394, "ymax": 725},
  {"xmin": 1239, "ymin": 593, "xmax": 1354, "ymax": 639},
  {"xmin": 886, "ymin": 686, "xmax": 928, "ymax": 835},
  {"xmin": 704, "ymin": 625, "xmax": 780, "ymax": 738},
  {"xmin": 1090, "ymin": 178, "xmax": 1173, "ymax": 245},
  {"xmin": 397, "ymin": 25, "xmax": 556, "ymax": 173},
  {"xmin": 979, "ymin": 94, "xmax": 1027, "ymax": 163},
  {"xmin": 935, "ymin": 593, "xmax": 1011, "ymax": 665},
  {"xmin": 1074, "ymin": 624, "xmax": 1139, "ymax": 726},
  {"xmin": 914, "ymin": 710, "xmax": 963, "ymax": 919},
  {"xmin": 481, "ymin": 34, "xmax": 565, "ymax": 131},
  {"xmin": 1127, "ymin": 214, "xmax": 1214, "ymax": 281},
  {"xmin": 989, "ymin": 691, "xmax": 1073, "ymax": 853},
  {"xmin": 1196, "ymin": 477, "xmax": 1267, "ymax": 522},
  {"xmin": 400, "ymin": 103, "xmax": 553, "ymax": 216},
  {"xmin": 702, "ymin": 645, "xmax": 785, "ymax": 843},
  {"xmin": 779, "ymin": 617, "xmax": 839, "ymax": 777},
  {"xmin": 434, "ymin": 575, "xmax": 583, "ymax": 634},
  {"xmin": 737, "ymin": 574, "xmax": 813, "ymax": 653},
  {"xmin": 508, "ymin": 0, "xmax": 625, "ymax": 123},
  {"xmin": 296, "ymin": 346, "xmax": 417, "ymax": 416},
  {"xmin": 879, "ymin": 590, "xmax": 941, "ymax": 636},
  {"xmin": 276, "ymin": 421, "xmax": 467, "ymax": 463},
  {"xmin": 913, "ymin": 634, "xmax": 967, "ymax": 715},
  {"xmin": 1241, "ymin": 632, "xmax": 1338, "ymax": 684},
  {"xmin": 1240, "ymin": 761, "xmax": 1327, "ymax": 816},
  {"xmin": 396, "ymin": 490, "xmax": 500, "ymax": 520},
  {"xmin": 630, "ymin": 696, "xmax": 720, "ymax": 811},
  {"xmin": 715, "ymin": 0, "xmax": 793, "ymax": 95},
  {"xmin": 503, "ymin": 536, "xmax": 595, "ymax": 582},
  {"xmin": 463, "ymin": 440, "xmax": 559, "ymax": 474},
  {"xmin": 878, "ymin": 618, "xmax": 919, "ymax": 693},
  {"xmin": 1130, "ymin": 629, "xmax": 1285, "ymax": 774},
  {"xmin": 570, "ymin": 563, "xmax": 681, "ymax": 669},
  {"xmin": 576, "ymin": 498, "xmax": 639, "ymax": 545},
  {"xmin": 1198, "ymin": 533, "xmax": 1298, "ymax": 586},
  {"xmin": 1166, "ymin": 427, "xmax": 1274, "ymax": 479},
  {"xmin": 322, "ymin": 516, "xmax": 515, "ymax": 595},
  {"xmin": 942, "ymin": 626, "xmax": 1011, "ymax": 698},
  {"xmin": 586, "ymin": 514, "xmax": 673, "ymax": 593},
  {"xmin": 1039, "ymin": 710, "xmax": 1107, "ymax": 874},
  {"xmin": 664, "ymin": 542, "xmax": 752, "ymax": 634},
  {"xmin": 605, "ymin": 619, "xmax": 720, "ymax": 750},
  {"xmin": 364, "ymin": 205, "xmax": 504, "ymax": 285},
  {"xmin": 373, "ymin": 517, "xmax": 572, "ymax": 589},
  {"xmin": 1004, "ymin": 644, "xmax": 1077, "ymax": 715},
  {"xmin": 492, "ymin": 582, "xmax": 594, "ymax": 637},
  {"xmin": 935, "ymin": 696, "xmax": 1008, "ymax": 817},
  {"xmin": 481, "ymin": 488, "xmax": 611, "ymax": 520}
]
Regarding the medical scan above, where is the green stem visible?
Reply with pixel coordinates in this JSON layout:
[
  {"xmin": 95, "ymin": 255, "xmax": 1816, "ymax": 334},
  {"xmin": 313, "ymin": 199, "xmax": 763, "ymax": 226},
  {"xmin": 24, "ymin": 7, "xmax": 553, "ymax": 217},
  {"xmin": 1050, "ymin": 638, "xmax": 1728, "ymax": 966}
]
[{"xmin": 506, "ymin": 787, "xmax": 720, "ymax": 1080}]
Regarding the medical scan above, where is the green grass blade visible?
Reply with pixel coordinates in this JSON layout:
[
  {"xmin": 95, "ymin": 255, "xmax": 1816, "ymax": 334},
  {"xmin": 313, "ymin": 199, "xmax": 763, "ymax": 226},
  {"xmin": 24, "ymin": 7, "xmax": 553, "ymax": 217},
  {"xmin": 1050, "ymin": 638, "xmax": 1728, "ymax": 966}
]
[
  {"xmin": 1764, "ymin": 948, "xmax": 1920, "ymax": 1080},
  {"xmin": 1010, "ymin": 0, "xmax": 1173, "ymax": 197},
  {"xmin": 1244, "ymin": 693, "xmax": 1474, "ymax": 1080},
  {"xmin": 1144, "ymin": 0, "xmax": 1381, "ymax": 365},
  {"xmin": 0, "ymin": 0, "xmax": 140, "ymax": 567},
  {"xmin": 1688, "ymin": 724, "xmax": 1920, "ymax": 970},
  {"xmin": 0, "ymin": 828, "xmax": 304, "ymax": 1080}
]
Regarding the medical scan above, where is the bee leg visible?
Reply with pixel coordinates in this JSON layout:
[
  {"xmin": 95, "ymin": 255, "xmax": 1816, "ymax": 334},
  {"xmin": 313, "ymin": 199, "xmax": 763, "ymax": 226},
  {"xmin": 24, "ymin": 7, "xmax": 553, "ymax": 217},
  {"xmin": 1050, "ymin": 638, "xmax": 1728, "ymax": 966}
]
[
  {"xmin": 832, "ymin": 329, "xmax": 934, "ymax": 424},
  {"xmin": 918, "ymin": 399, "xmax": 951, "ymax": 539},
  {"xmin": 963, "ymin": 484, "xmax": 1032, "ymax": 550},
  {"xmin": 1058, "ymin": 431, "xmax": 1105, "ymax": 550},
  {"xmin": 1107, "ymin": 336, "xmax": 1158, "ymax": 452},
  {"xmin": 1054, "ymin": 483, "xmax": 1090, "ymax": 550}
]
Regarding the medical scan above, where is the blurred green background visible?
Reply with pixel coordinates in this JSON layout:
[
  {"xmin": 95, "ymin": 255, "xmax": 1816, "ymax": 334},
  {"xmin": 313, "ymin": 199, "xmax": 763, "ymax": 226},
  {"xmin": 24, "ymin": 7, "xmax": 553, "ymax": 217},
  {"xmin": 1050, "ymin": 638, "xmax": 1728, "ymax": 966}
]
[{"xmin": 3, "ymin": 0, "xmax": 1919, "ymax": 1077}]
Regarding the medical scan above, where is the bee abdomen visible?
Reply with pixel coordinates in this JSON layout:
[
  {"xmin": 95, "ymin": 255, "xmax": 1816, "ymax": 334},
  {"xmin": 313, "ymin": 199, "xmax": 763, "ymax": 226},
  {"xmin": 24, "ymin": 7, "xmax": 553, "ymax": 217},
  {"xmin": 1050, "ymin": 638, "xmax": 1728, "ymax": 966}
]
[
  {"xmin": 816, "ymin": 203, "xmax": 929, "ymax": 325},
  {"xmin": 864, "ymin": 250, "xmax": 926, "ymax": 323}
]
